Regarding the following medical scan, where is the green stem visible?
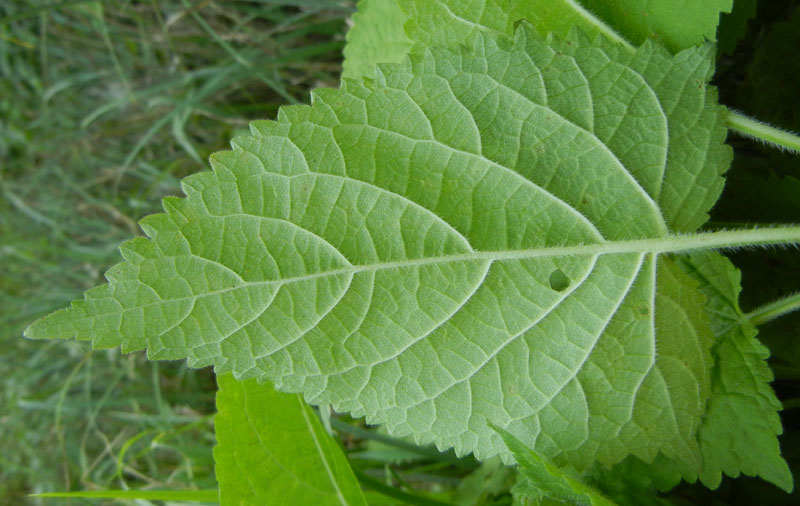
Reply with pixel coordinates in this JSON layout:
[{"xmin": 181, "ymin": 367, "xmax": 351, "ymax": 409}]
[
  {"xmin": 647, "ymin": 227, "xmax": 800, "ymax": 253},
  {"xmin": 565, "ymin": 0, "xmax": 633, "ymax": 49},
  {"xmin": 747, "ymin": 292, "xmax": 800, "ymax": 326},
  {"xmin": 726, "ymin": 111, "xmax": 800, "ymax": 154}
]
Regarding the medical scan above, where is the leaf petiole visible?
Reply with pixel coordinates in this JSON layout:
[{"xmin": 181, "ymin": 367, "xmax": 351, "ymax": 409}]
[
  {"xmin": 747, "ymin": 291, "xmax": 800, "ymax": 326},
  {"xmin": 725, "ymin": 111, "xmax": 800, "ymax": 155}
]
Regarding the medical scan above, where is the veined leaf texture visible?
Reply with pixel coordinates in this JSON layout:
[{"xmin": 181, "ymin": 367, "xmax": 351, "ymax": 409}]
[{"xmin": 28, "ymin": 15, "xmax": 788, "ymax": 490}]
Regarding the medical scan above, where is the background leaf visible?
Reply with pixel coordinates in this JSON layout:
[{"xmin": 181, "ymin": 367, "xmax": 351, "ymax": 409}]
[
  {"xmin": 717, "ymin": 0, "xmax": 759, "ymax": 54},
  {"xmin": 397, "ymin": 0, "xmax": 630, "ymax": 51},
  {"xmin": 578, "ymin": 0, "xmax": 732, "ymax": 52},
  {"xmin": 214, "ymin": 374, "xmax": 366, "ymax": 506},
  {"xmin": 396, "ymin": 0, "xmax": 731, "ymax": 54},
  {"xmin": 342, "ymin": 0, "xmax": 413, "ymax": 80}
]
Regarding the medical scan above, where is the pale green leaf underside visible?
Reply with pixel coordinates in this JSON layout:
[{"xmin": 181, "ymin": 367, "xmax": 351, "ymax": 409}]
[
  {"xmin": 27, "ymin": 27, "xmax": 726, "ymax": 470},
  {"xmin": 388, "ymin": 0, "xmax": 733, "ymax": 232},
  {"xmin": 214, "ymin": 374, "xmax": 366, "ymax": 506}
]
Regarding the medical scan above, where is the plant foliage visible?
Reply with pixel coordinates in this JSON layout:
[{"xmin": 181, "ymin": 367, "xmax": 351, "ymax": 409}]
[
  {"xmin": 21, "ymin": 0, "xmax": 800, "ymax": 503},
  {"xmin": 215, "ymin": 374, "xmax": 366, "ymax": 505},
  {"xmin": 27, "ymin": 23, "xmax": 736, "ymax": 468}
]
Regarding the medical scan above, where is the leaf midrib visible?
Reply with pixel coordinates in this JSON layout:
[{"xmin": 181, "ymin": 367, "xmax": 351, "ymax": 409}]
[{"xmin": 41, "ymin": 227, "xmax": 800, "ymax": 328}]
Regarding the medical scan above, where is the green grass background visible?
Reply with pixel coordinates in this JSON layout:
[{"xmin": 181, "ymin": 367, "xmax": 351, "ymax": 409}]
[{"xmin": 0, "ymin": 1, "xmax": 349, "ymax": 503}]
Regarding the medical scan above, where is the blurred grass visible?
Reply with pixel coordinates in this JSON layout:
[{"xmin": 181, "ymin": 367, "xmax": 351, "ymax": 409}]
[{"xmin": 0, "ymin": 1, "xmax": 350, "ymax": 504}]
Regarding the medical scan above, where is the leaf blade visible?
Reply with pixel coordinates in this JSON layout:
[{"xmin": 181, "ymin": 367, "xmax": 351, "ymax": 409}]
[
  {"xmin": 214, "ymin": 374, "xmax": 367, "ymax": 506},
  {"xmin": 27, "ymin": 26, "xmax": 729, "ymax": 473},
  {"xmin": 677, "ymin": 252, "xmax": 793, "ymax": 492}
]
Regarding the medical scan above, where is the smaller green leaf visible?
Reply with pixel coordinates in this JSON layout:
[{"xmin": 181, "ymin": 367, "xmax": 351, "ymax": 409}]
[
  {"xmin": 495, "ymin": 426, "xmax": 618, "ymax": 506},
  {"xmin": 214, "ymin": 374, "xmax": 367, "ymax": 506},
  {"xmin": 676, "ymin": 252, "xmax": 793, "ymax": 492},
  {"xmin": 581, "ymin": 455, "xmax": 677, "ymax": 505},
  {"xmin": 398, "ymin": 0, "xmax": 630, "ymax": 51}
]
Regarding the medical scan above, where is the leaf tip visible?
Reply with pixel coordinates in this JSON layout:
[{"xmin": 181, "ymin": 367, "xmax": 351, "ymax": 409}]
[{"xmin": 24, "ymin": 307, "xmax": 75, "ymax": 341}]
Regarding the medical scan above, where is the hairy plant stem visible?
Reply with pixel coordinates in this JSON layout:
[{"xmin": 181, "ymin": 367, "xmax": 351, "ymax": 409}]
[
  {"xmin": 578, "ymin": 9, "xmax": 800, "ymax": 154},
  {"xmin": 725, "ymin": 111, "xmax": 800, "ymax": 154},
  {"xmin": 747, "ymin": 291, "xmax": 800, "ymax": 326}
]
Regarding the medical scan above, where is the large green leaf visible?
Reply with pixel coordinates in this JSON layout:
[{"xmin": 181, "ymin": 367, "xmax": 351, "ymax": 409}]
[
  {"xmin": 27, "ymin": 26, "xmax": 730, "ymax": 472},
  {"xmin": 214, "ymin": 374, "xmax": 367, "ymax": 505}
]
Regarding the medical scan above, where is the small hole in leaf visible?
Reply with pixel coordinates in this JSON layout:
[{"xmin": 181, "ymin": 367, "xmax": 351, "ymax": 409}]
[{"xmin": 549, "ymin": 269, "xmax": 570, "ymax": 291}]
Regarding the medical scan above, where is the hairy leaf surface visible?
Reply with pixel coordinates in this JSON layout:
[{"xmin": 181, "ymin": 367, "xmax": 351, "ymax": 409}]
[
  {"xmin": 27, "ymin": 27, "xmax": 729, "ymax": 469},
  {"xmin": 215, "ymin": 374, "xmax": 366, "ymax": 505},
  {"xmin": 582, "ymin": 253, "xmax": 794, "ymax": 494}
]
